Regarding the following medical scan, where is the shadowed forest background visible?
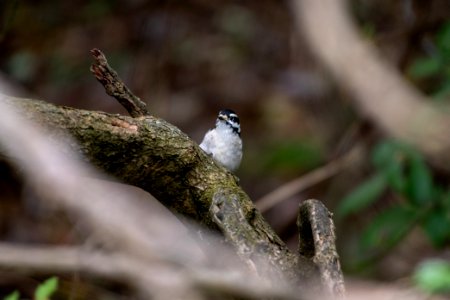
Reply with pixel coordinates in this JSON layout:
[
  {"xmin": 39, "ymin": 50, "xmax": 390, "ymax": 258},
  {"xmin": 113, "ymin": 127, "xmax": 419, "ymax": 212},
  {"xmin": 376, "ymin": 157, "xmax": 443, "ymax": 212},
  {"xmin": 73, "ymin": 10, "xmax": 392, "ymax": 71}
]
[{"xmin": 0, "ymin": 0, "xmax": 450, "ymax": 299}]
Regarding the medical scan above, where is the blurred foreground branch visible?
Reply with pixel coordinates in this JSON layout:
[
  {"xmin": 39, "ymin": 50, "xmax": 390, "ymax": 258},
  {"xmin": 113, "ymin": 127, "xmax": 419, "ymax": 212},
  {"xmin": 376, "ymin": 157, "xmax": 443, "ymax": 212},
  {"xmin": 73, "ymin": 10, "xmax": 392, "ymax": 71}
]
[
  {"xmin": 292, "ymin": 0, "xmax": 450, "ymax": 170},
  {"xmin": 0, "ymin": 243, "xmax": 305, "ymax": 300}
]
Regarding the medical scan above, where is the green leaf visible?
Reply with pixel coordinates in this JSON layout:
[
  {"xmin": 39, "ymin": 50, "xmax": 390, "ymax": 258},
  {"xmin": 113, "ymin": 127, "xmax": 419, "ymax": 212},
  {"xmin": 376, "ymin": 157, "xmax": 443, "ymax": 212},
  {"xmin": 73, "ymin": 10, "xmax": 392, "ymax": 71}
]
[
  {"xmin": 405, "ymin": 155, "xmax": 433, "ymax": 206},
  {"xmin": 371, "ymin": 141, "xmax": 409, "ymax": 193},
  {"xmin": 3, "ymin": 291, "xmax": 19, "ymax": 300},
  {"xmin": 35, "ymin": 277, "xmax": 58, "ymax": 300},
  {"xmin": 414, "ymin": 260, "xmax": 450, "ymax": 293},
  {"xmin": 421, "ymin": 208, "xmax": 450, "ymax": 248},
  {"xmin": 360, "ymin": 205, "xmax": 418, "ymax": 251},
  {"xmin": 408, "ymin": 56, "xmax": 442, "ymax": 79},
  {"xmin": 371, "ymin": 140, "xmax": 398, "ymax": 169},
  {"xmin": 384, "ymin": 155, "xmax": 407, "ymax": 193},
  {"xmin": 337, "ymin": 174, "xmax": 387, "ymax": 218}
]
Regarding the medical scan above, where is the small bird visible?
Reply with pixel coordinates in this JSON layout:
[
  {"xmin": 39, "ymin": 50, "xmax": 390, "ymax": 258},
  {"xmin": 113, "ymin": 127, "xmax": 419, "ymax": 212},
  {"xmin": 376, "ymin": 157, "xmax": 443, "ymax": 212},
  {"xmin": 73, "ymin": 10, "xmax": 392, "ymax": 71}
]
[{"xmin": 200, "ymin": 109, "xmax": 243, "ymax": 172}]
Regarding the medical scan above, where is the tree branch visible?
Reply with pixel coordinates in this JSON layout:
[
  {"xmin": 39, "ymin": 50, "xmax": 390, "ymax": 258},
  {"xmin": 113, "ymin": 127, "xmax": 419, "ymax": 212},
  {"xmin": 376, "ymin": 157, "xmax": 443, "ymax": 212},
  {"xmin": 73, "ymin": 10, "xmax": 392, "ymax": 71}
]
[
  {"xmin": 298, "ymin": 200, "xmax": 345, "ymax": 298},
  {"xmin": 0, "ymin": 243, "xmax": 307, "ymax": 300},
  {"xmin": 90, "ymin": 48, "xmax": 149, "ymax": 117}
]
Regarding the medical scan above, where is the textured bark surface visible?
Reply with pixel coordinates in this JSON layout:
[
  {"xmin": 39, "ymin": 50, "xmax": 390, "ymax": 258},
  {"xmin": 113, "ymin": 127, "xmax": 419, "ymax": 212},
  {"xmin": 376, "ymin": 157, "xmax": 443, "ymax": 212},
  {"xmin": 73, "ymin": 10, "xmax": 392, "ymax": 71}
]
[
  {"xmin": 2, "ymin": 95, "xmax": 320, "ymax": 287},
  {"xmin": 298, "ymin": 200, "xmax": 345, "ymax": 298}
]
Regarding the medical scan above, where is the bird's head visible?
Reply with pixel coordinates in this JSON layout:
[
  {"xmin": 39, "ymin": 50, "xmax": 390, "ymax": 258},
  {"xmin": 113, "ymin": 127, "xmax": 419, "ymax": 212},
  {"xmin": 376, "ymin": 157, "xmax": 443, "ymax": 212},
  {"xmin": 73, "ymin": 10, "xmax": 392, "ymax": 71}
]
[{"xmin": 217, "ymin": 109, "xmax": 240, "ymax": 135}]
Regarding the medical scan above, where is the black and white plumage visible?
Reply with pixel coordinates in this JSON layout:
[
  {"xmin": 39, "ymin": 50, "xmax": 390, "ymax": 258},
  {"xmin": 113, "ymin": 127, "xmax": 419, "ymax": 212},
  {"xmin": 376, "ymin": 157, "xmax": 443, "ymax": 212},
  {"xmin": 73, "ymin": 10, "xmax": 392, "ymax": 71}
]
[{"xmin": 200, "ymin": 109, "xmax": 243, "ymax": 172}]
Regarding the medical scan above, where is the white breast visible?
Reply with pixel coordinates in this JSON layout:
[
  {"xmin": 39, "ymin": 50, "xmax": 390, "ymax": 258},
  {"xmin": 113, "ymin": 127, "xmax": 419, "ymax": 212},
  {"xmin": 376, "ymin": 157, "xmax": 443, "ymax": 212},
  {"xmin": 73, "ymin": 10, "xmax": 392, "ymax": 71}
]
[{"xmin": 199, "ymin": 123, "xmax": 242, "ymax": 171}]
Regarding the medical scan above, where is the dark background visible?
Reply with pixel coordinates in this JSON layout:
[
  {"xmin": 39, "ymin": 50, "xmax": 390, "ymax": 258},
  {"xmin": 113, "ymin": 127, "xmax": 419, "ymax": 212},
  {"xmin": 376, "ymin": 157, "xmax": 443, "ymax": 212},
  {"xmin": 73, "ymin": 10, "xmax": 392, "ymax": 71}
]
[{"xmin": 1, "ymin": 0, "xmax": 449, "ymax": 298}]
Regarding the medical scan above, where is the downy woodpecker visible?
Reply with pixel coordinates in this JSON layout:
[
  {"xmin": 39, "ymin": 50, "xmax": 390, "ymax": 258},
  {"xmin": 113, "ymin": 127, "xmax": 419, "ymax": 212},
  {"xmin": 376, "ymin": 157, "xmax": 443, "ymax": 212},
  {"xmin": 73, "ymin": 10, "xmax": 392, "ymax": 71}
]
[{"xmin": 199, "ymin": 109, "xmax": 242, "ymax": 172}]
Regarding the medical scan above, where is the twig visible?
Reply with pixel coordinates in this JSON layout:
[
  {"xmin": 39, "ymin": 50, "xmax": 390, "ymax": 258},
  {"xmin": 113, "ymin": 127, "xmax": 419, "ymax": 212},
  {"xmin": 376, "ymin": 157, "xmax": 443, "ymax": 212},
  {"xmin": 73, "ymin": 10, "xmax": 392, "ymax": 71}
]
[
  {"xmin": 256, "ymin": 146, "xmax": 361, "ymax": 213},
  {"xmin": 0, "ymin": 243, "xmax": 133, "ymax": 280},
  {"xmin": 90, "ymin": 48, "xmax": 149, "ymax": 117}
]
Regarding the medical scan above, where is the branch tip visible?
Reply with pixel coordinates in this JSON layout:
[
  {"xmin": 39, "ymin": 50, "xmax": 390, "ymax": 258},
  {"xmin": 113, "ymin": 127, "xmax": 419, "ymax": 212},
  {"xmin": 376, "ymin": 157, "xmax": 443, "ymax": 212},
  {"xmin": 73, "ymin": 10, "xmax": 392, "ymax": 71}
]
[
  {"xmin": 89, "ymin": 48, "xmax": 149, "ymax": 118},
  {"xmin": 297, "ymin": 199, "xmax": 345, "ymax": 298}
]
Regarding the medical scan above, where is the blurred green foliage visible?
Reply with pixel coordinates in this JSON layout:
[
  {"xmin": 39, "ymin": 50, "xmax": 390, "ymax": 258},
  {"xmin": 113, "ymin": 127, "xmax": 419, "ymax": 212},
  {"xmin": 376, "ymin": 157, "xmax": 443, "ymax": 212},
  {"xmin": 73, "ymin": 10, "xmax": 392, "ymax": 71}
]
[
  {"xmin": 35, "ymin": 277, "xmax": 58, "ymax": 300},
  {"xmin": 3, "ymin": 291, "xmax": 19, "ymax": 300},
  {"xmin": 262, "ymin": 139, "xmax": 324, "ymax": 175},
  {"xmin": 2, "ymin": 277, "xmax": 59, "ymax": 300},
  {"xmin": 338, "ymin": 140, "xmax": 450, "ymax": 267},
  {"xmin": 408, "ymin": 21, "xmax": 450, "ymax": 100},
  {"xmin": 337, "ymin": 21, "xmax": 450, "ymax": 278},
  {"xmin": 337, "ymin": 173, "xmax": 387, "ymax": 218},
  {"xmin": 413, "ymin": 260, "xmax": 450, "ymax": 294}
]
